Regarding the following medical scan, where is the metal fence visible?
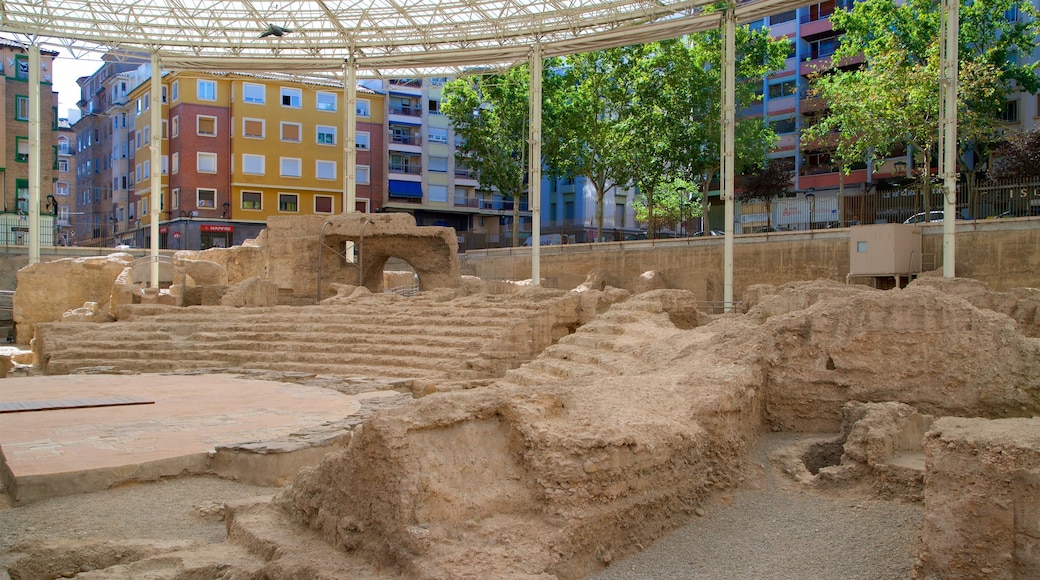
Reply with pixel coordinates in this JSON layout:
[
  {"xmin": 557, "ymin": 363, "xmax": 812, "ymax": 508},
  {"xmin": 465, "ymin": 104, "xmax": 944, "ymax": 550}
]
[{"xmin": 737, "ymin": 177, "xmax": 1040, "ymax": 231}]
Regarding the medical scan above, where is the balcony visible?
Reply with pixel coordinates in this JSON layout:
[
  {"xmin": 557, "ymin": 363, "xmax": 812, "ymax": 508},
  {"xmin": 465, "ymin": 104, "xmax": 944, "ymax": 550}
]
[
  {"xmin": 391, "ymin": 133, "xmax": 422, "ymax": 146},
  {"xmin": 389, "ymin": 104, "xmax": 422, "ymax": 117},
  {"xmin": 454, "ymin": 197, "xmax": 480, "ymax": 208},
  {"xmin": 455, "ymin": 167, "xmax": 477, "ymax": 179},
  {"xmin": 389, "ymin": 163, "xmax": 422, "ymax": 175}
]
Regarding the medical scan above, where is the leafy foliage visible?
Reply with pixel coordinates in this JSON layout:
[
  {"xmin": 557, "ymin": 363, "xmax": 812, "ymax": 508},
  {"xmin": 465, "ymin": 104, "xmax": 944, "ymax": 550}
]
[
  {"xmin": 804, "ymin": 0, "xmax": 1040, "ymax": 195},
  {"xmin": 442, "ymin": 67, "xmax": 532, "ymax": 247},
  {"xmin": 990, "ymin": 127, "xmax": 1040, "ymax": 179}
]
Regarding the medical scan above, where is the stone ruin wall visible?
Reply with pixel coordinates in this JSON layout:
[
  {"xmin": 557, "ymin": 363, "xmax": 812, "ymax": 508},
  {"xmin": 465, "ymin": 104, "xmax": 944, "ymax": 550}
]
[{"xmin": 265, "ymin": 278, "xmax": 1040, "ymax": 578}]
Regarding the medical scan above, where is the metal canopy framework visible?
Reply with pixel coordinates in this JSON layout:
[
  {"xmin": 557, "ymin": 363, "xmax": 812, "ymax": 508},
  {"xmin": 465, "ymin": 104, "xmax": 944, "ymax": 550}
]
[
  {"xmin": 2, "ymin": 0, "xmax": 806, "ymax": 76},
  {"xmin": 1, "ymin": 0, "xmax": 957, "ymax": 299}
]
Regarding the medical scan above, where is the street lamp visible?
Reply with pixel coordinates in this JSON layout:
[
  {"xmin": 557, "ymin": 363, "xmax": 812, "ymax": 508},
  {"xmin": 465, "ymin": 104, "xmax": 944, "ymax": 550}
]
[
  {"xmin": 677, "ymin": 186, "xmax": 687, "ymax": 236},
  {"xmin": 805, "ymin": 191, "xmax": 816, "ymax": 230}
]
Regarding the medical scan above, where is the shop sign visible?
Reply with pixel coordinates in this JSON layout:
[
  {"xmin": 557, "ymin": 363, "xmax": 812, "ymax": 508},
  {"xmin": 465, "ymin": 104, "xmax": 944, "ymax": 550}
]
[{"xmin": 200, "ymin": 225, "xmax": 234, "ymax": 233}]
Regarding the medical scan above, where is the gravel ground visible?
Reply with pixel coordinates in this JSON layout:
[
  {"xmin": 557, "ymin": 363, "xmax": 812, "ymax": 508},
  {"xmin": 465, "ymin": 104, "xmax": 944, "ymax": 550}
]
[
  {"xmin": 1, "ymin": 434, "xmax": 922, "ymax": 579},
  {"xmin": 594, "ymin": 433, "xmax": 923, "ymax": 580}
]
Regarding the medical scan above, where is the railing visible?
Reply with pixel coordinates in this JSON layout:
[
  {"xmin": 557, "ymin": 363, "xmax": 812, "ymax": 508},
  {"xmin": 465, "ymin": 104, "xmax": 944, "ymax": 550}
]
[
  {"xmin": 389, "ymin": 164, "xmax": 422, "ymax": 175},
  {"xmin": 389, "ymin": 105, "xmax": 422, "ymax": 117},
  {"xmin": 455, "ymin": 168, "xmax": 476, "ymax": 179},
  {"xmin": 454, "ymin": 197, "xmax": 480, "ymax": 208},
  {"xmin": 735, "ymin": 177, "xmax": 1039, "ymax": 232},
  {"xmin": 391, "ymin": 134, "xmax": 422, "ymax": 145},
  {"xmin": 698, "ymin": 301, "xmax": 743, "ymax": 315}
]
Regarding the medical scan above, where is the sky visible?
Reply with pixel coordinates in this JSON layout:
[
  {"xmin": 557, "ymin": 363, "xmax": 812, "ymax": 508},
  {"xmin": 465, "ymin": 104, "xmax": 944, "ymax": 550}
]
[{"xmin": 52, "ymin": 50, "xmax": 105, "ymax": 119}]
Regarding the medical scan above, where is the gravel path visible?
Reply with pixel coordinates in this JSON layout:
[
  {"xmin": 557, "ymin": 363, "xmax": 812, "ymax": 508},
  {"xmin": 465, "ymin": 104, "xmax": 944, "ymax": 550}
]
[
  {"xmin": 594, "ymin": 433, "xmax": 923, "ymax": 579},
  {"xmin": 1, "ymin": 434, "xmax": 922, "ymax": 578}
]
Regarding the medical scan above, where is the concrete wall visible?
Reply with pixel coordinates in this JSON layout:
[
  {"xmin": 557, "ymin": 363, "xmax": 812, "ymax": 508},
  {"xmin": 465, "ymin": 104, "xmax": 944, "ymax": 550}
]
[{"xmin": 461, "ymin": 219, "xmax": 1040, "ymax": 300}]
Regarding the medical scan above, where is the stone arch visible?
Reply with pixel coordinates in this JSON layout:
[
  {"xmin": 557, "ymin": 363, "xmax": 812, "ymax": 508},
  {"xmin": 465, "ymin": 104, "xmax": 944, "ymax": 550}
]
[{"xmin": 266, "ymin": 213, "xmax": 461, "ymax": 298}]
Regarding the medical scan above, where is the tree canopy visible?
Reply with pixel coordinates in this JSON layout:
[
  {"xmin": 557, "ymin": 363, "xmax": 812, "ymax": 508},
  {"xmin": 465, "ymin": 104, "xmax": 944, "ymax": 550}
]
[
  {"xmin": 442, "ymin": 66, "xmax": 533, "ymax": 247},
  {"xmin": 804, "ymin": 0, "xmax": 1040, "ymax": 192}
]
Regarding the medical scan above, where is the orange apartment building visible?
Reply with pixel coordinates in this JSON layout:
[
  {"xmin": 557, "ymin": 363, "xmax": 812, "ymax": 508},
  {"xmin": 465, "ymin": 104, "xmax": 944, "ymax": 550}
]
[{"xmin": 122, "ymin": 71, "xmax": 384, "ymax": 250}]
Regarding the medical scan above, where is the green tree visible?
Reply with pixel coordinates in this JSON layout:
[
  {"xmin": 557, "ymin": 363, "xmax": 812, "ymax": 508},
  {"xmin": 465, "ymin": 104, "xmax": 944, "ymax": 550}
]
[
  {"xmin": 653, "ymin": 28, "xmax": 788, "ymax": 233},
  {"xmin": 442, "ymin": 67, "xmax": 532, "ymax": 247},
  {"xmin": 632, "ymin": 178, "xmax": 700, "ymax": 237},
  {"xmin": 542, "ymin": 47, "xmax": 642, "ymax": 242},
  {"xmin": 805, "ymin": 0, "xmax": 1039, "ymax": 210}
]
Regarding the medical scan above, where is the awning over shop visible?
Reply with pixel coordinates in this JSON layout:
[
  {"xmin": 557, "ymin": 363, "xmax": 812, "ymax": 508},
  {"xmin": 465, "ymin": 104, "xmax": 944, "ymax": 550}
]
[{"xmin": 389, "ymin": 180, "xmax": 423, "ymax": 199}]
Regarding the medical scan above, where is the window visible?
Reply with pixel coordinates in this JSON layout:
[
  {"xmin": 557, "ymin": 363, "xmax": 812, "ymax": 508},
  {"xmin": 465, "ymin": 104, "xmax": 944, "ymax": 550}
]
[
  {"xmin": 242, "ymin": 154, "xmax": 265, "ymax": 175},
  {"xmin": 429, "ymin": 127, "xmax": 449, "ymax": 143},
  {"xmin": 808, "ymin": 0, "xmax": 836, "ymax": 22},
  {"xmin": 243, "ymin": 118, "xmax": 265, "ymax": 138},
  {"xmin": 15, "ymin": 96, "xmax": 28, "ymax": 121},
  {"xmin": 243, "ymin": 83, "xmax": 265, "ymax": 104},
  {"xmin": 278, "ymin": 193, "xmax": 299, "ymax": 212},
  {"xmin": 356, "ymin": 99, "xmax": 370, "ymax": 117},
  {"xmin": 197, "ymin": 152, "xmax": 218, "ymax": 173},
  {"xmin": 15, "ymin": 137, "xmax": 28, "ymax": 162},
  {"xmin": 770, "ymin": 10, "xmax": 796, "ymax": 24},
  {"xmin": 356, "ymin": 131, "xmax": 370, "ymax": 150},
  {"xmin": 171, "ymin": 80, "xmax": 179, "ymax": 101},
  {"xmin": 1001, "ymin": 100, "xmax": 1019, "ymax": 123},
  {"xmin": 280, "ymin": 87, "xmax": 302, "ymax": 108},
  {"xmin": 428, "ymin": 184, "xmax": 449, "ymax": 203},
  {"xmin": 56, "ymin": 181, "xmax": 70, "ymax": 196},
  {"xmin": 161, "ymin": 86, "xmax": 168, "ymax": 104},
  {"xmin": 197, "ymin": 79, "xmax": 216, "ymax": 101},
  {"xmin": 770, "ymin": 117, "xmax": 796, "ymax": 134},
  {"xmin": 142, "ymin": 125, "xmax": 151, "ymax": 145},
  {"xmin": 58, "ymin": 136, "xmax": 70, "ymax": 155},
  {"xmin": 162, "ymin": 119, "xmax": 168, "ymax": 138},
  {"xmin": 172, "ymin": 152, "xmax": 179, "ymax": 174},
  {"xmin": 316, "ymin": 160, "xmax": 336, "ymax": 180},
  {"xmin": 143, "ymin": 92, "xmax": 151, "ymax": 111},
  {"xmin": 135, "ymin": 131, "xmax": 142, "ymax": 149},
  {"xmin": 241, "ymin": 191, "xmax": 262, "ymax": 210},
  {"xmin": 280, "ymin": 157, "xmax": 302, "ymax": 177},
  {"xmin": 429, "ymin": 156, "xmax": 449, "ymax": 172},
  {"xmin": 316, "ymin": 91, "xmax": 337, "ymax": 111},
  {"xmin": 161, "ymin": 155, "xmax": 168, "ymax": 175},
  {"xmin": 281, "ymin": 122, "xmax": 302, "ymax": 142},
  {"xmin": 768, "ymin": 80, "xmax": 797, "ymax": 99},
  {"xmin": 135, "ymin": 163, "xmax": 142, "ymax": 181},
  {"xmin": 314, "ymin": 195, "xmax": 334, "ymax": 213},
  {"xmin": 171, "ymin": 188, "xmax": 180, "ymax": 209},
  {"xmin": 316, "ymin": 125, "xmax": 336, "ymax": 145},
  {"xmin": 136, "ymin": 97, "xmax": 144, "ymax": 116},
  {"xmin": 172, "ymin": 115, "xmax": 179, "ymax": 137},
  {"xmin": 356, "ymin": 165, "xmax": 370, "ymax": 185},
  {"xmin": 58, "ymin": 159, "xmax": 69, "ymax": 172},
  {"xmin": 197, "ymin": 115, "xmax": 217, "ymax": 136},
  {"xmin": 809, "ymin": 35, "xmax": 839, "ymax": 60},
  {"xmin": 428, "ymin": 98, "xmax": 441, "ymax": 114},
  {"xmin": 14, "ymin": 54, "xmax": 27, "ymax": 80},
  {"xmin": 142, "ymin": 160, "xmax": 151, "ymax": 179},
  {"xmin": 197, "ymin": 188, "xmax": 216, "ymax": 208}
]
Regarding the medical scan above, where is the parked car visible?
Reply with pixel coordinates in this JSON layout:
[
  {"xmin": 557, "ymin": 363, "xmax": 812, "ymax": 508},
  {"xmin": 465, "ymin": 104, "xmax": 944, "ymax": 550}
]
[
  {"xmin": 903, "ymin": 211, "xmax": 946, "ymax": 224},
  {"xmin": 692, "ymin": 230, "xmax": 725, "ymax": 237}
]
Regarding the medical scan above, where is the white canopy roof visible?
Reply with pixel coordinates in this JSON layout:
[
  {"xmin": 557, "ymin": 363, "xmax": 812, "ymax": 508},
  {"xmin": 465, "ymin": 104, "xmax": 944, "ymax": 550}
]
[{"xmin": 1, "ymin": 0, "xmax": 806, "ymax": 77}]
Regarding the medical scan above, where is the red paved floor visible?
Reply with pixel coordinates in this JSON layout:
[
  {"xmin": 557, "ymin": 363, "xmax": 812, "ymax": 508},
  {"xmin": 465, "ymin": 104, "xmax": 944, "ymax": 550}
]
[{"xmin": 0, "ymin": 374, "xmax": 373, "ymax": 501}]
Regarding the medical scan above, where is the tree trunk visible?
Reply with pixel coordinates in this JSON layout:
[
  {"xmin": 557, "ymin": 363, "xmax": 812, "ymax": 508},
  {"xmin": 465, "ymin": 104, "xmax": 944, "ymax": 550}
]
[{"xmin": 595, "ymin": 185, "xmax": 605, "ymax": 242}]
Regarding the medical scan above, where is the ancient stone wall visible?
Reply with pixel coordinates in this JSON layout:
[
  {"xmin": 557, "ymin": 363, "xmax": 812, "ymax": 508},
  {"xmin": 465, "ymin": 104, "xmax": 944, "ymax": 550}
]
[
  {"xmin": 460, "ymin": 220, "xmax": 1040, "ymax": 299},
  {"xmin": 12, "ymin": 254, "xmax": 132, "ymax": 342},
  {"xmin": 915, "ymin": 417, "xmax": 1040, "ymax": 579}
]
